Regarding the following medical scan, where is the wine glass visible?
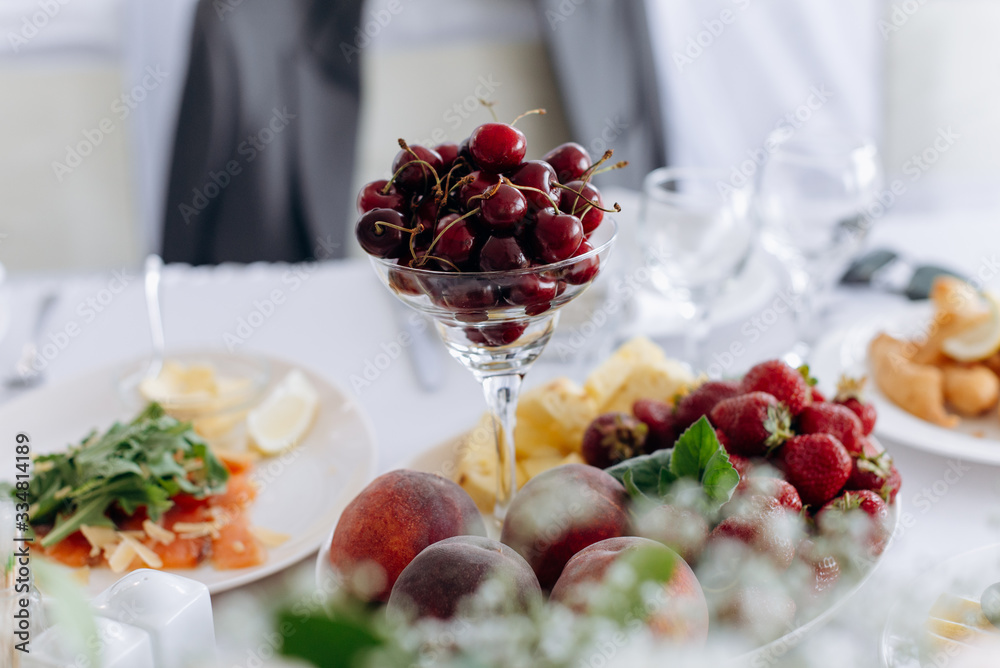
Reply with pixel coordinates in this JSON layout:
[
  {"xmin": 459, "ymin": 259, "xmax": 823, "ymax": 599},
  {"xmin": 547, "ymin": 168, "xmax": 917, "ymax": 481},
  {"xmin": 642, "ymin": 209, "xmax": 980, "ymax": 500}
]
[
  {"xmin": 756, "ymin": 124, "xmax": 883, "ymax": 365},
  {"xmin": 640, "ymin": 167, "xmax": 753, "ymax": 371},
  {"xmin": 369, "ymin": 220, "xmax": 617, "ymax": 521}
]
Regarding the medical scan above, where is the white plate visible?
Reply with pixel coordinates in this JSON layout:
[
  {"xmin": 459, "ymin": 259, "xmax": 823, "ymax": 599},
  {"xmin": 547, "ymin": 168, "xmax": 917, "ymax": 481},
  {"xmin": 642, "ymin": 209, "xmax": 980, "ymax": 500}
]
[
  {"xmin": 811, "ymin": 303, "xmax": 1000, "ymax": 465},
  {"xmin": 1, "ymin": 351, "xmax": 377, "ymax": 596},
  {"xmin": 880, "ymin": 543, "xmax": 1000, "ymax": 667},
  {"xmin": 404, "ymin": 434, "xmax": 901, "ymax": 663}
]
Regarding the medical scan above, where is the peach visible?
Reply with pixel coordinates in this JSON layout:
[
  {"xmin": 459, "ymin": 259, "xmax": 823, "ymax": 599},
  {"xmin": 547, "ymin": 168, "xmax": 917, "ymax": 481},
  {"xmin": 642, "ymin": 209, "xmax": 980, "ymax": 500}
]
[
  {"xmin": 328, "ymin": 469, "xmax": 486, "ymax": 602},
  {"xmin": 387, "ymin": 535, "xmax": 541, "ymax": 620},
  {"xmin": 500, "ymin": 463, "xmax": 630, "ymax": 590},
  {"xmin": 550, "ymin": 536, "xmax": 709, "ymax": 645}
]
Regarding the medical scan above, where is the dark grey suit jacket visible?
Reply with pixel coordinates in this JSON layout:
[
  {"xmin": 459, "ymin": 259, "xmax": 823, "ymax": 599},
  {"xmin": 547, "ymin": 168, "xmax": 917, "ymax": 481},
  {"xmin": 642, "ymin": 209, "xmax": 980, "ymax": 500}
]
[
  {"xmin": 536, "ymin": 0, "xmax": 667, "ymax": 189},
  {"xmin": 162, "ymin": 0, "xmax": 363, "ymax": 264}
]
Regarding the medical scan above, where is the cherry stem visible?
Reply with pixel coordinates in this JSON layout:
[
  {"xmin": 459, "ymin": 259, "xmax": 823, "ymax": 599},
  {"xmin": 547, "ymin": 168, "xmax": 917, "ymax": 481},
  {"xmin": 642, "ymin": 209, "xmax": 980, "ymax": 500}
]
[
  {"xmin": 395, "ymin": 138, "xmax": 443, "ymax": 190},
  {"xmin": 423, "ymin": 207, "xmax": 481, "ymax": 260},
  {"xmin": 374, "ymin": 221, "xmax": 420, "ymax": 236},
  {"xmin": 590, "ymin": 160, "xmax": 630, "ymax": 177},
  {"xmin": 449, "ymin": 173, "xmax": 475, "ymax": 195},
  {"xmin": 502, "ymin": 177, "xmax": 559, "ymax": 210},
  {"xmin": 478, "ymin": 98, "xmax": 499, "ymax": 122},
  {"xmin": 467, "ymin": 180, "xmax": 503, "ymax": 205},
  {"xmin": 579, "ymin": 150, "xmax": 615, "ymax": 183},
  {"xmin": 416, "ymin": 254, "xmax": 460, "ymax": 272},
  {"xmin": 510, "ymin": 108, "xmax": 546, "ymax": 127},
  {"xmin": 551, "ymin": 182, "xmax": 621, "ymax": 213},
  {"xmin": 407, "ymin": 222, "xmax": 425, "ymax": 259}
]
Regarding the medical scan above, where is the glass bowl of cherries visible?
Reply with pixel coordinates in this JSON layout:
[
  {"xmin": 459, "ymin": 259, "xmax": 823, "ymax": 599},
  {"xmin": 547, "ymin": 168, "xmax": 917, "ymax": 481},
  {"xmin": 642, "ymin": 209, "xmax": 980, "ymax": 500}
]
[{"xmin": 356, "ymin": 108, "xmax": 622, "ymax": 521}]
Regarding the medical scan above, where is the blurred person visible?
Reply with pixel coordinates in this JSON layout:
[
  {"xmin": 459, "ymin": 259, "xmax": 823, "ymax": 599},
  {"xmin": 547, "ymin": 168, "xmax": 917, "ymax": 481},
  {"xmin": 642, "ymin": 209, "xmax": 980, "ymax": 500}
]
[
  {"xmin": 537, "ymin": 0, "xmax": 881, "ymax": 182},
  {"xmin": 162, "ymin": 0, "xmax": 364, "ymax": 264}
]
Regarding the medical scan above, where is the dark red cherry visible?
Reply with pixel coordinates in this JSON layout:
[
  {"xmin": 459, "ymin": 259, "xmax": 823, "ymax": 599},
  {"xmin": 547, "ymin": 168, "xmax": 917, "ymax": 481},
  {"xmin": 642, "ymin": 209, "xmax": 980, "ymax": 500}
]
[
  {"xmin": 460, "ymin": 171, "xmax": 501, "ymax": 209},
  {"xmin": 357, "ymin": 180, "xmax": 405, "ymax": 214},
  {"xmin": 478, "ymin": 236, "xmax": 529, "ymax": 272},
  {"xmin": 413, "ymin": 196, "xmax": 440, "ymax": 235},
  {"xmin": 510, "ymin": 161, "xmax": 560, "ymax": 209},
  {"xmin": 433, "ymin": 214, "xmax": 476, "ymax": 267},
  {"xmin": 392, "ymin": 145, "xmax": 442, "ymax": 193},
  {"xmin": 543, "ymin": 142, "xmax": 591, "ymax": 183},
  {"xmin": 355, "ymin": 208, "xmax": 407, "ymax": 258},
  {"xmin": 469, "ymin": 123, "xmax": 526, "ymax": 173},
  {"xmin": 388, "ymin": 260, "xmax": 424, "ymax": 296},
  {"xmin": 504, "ymin": 275, "xmax": 557, "ymax": 315},
  {"xmin": 434, "ymin": 142, "xmax": 460, "ymax": 172},
  {"xmin": 531, "ymin": 208, "xmax": 584, "ymax": 264},
  {"xmin": 562, "ymin": 240, "xmax": 600, "ymax": 285},
  {"xmin": 441, "ymin": 279, "xmax": 499, "ymax": 311},
  {"xmin": 480, "ymin": 184, "xmax": 527, "ymax": 233},
  {"xmin": 465, "ymin": 322, "xmax": 527, "ymax": 347},
  {"xmin": 458, "ymin": 137, "xmax": 475, "ymax": 166},
  {"xmin": 560, "ymin": 181, "xmax": 604, "ymax": 235}
]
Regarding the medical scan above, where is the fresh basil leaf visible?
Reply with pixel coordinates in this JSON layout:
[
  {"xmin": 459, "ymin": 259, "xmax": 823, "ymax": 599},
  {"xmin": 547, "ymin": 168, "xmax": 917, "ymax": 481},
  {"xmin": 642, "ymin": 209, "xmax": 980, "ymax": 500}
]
[
  {"xmin": 606, "ymin": 448, "xmax": 672, "ymax": 498},
  {"xmin": 668, "ymin": 416, "xmax": 719, "ymax": 480},
  {"xmin": 702, "ymin": 448, "xmax": 740, "ymax": 505},
  {"xmin": 658, "ymin": 467, "xmax": 677, "ymax": 498}
]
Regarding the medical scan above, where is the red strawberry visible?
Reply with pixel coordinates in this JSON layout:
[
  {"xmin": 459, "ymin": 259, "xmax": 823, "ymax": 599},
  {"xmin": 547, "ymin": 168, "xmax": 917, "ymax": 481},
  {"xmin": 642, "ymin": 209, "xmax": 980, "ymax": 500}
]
[
  {"xmin": 797, "ymin": 539, "xmax": 840, "ymax": 596},
  {"xmin": 846, "ymin": 453, "xmax": 901, "ymax": 503},
  {"xmin": 709, "ymin": 392, "xmax": 792, "ymax": 457},
  {"xmin": 737, "ymin": 477, "xmax": 803, "ymax": 513},
  {"xmin": 811, "ymin": 387, "xmax": 827, "ymax": 403},
  {"xmin": 632, "ymin": 398, "xmax": 675, "ymax": 452},
  {"xmin": 742, "ymin": 360, "xmax": 812, "ymax": 415},
  {"xmin": 782, "ymin": 434, "xmax": 851, "ymax": 507},
  {"xmin": 728, "ymin": 451, "xmax": 753, "ymax": 479},
  {"xmin": 818, "ymin": 489, "xmax": 890, "ymax": 555},
  {"xmin": 797, "ymin": 403, "xmax": 864, "ymax": 455},
  {"xmin": 834, "ymin": 376, "xmax": 877, "ymax": 435},
  {"xmin": 674, "ymin": 380, "xmax": 742, "ymax": 431},
  {"xmin": 710, "ymin": 495, "xmax": 796, "ymax": 570},
  {"xmin": 859, "ymin": 436, "xmax": 884, "ymax": 458},
  {"xmin": 838, "ymin": 397, "xmax": 876, "ymax": 436}
]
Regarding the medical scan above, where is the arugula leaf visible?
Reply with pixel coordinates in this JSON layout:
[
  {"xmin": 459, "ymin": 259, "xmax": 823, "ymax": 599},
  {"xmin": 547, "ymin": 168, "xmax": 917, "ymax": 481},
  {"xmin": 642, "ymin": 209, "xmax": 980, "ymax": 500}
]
[{"xmin": 10, "ymin": 403, "xmax": 230, "ymax": 548}]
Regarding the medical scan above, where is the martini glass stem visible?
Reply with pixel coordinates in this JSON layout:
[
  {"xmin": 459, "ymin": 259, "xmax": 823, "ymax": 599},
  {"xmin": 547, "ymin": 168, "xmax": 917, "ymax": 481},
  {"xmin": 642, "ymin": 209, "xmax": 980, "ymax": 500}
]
[{"xmin": 480, "ymin": 372, "xmax": 523, "ymax": 521}]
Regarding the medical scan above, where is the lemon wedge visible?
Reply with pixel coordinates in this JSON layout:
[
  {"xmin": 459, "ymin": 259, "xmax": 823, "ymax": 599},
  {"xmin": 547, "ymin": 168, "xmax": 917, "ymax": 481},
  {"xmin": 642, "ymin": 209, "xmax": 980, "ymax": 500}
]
[
  {"xmin": 247, "ymin": 369, "xmax": 318, "ymax": 455},
  {"xmin": 942, "ymin": 291, "xmax": 1000, "ymax": 362}
]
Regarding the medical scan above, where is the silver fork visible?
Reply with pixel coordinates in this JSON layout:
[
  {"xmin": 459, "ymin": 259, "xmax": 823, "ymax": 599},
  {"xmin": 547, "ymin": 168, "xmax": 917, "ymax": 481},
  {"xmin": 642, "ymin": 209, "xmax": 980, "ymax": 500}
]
[
  {"xmin": 4, "ymin": 292, "xmax": 58, "ymax": 389},
  {"xmin": 143, "ymin": 254, "xmax": 165, "ymax": 381}
]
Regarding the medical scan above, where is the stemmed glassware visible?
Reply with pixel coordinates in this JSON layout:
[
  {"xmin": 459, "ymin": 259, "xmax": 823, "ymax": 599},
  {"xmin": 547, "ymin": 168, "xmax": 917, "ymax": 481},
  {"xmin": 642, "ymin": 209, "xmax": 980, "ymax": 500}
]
[
  {"xmin": 756, "ymin": 124, "xmax": 884, "ymax": 365},
  {"xmin": 368, "ymin": 220, "xmax": 617, "ymax": 521},
  {"xmin": 640, "ymin": 167, "xmax": 753, "ymax": 371}
]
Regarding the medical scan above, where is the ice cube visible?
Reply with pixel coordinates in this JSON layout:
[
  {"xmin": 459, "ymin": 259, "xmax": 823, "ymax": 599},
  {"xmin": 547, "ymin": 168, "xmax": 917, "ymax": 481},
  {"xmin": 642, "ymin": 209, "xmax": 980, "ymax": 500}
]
[
  {"xmin": 18, "ymin": 616, "xmax": 154, "ymax": 668},
  {"xmin": 92, "ymin": 570, "xmax": 216, "ymax": 668}
]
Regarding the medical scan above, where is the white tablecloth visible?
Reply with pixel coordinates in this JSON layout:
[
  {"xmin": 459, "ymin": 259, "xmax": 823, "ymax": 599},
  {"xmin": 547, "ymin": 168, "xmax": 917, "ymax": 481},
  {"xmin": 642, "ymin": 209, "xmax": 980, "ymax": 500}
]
[{"xmin": 2, "ymin": 208, "xmax": 999, "ymax": 667}]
